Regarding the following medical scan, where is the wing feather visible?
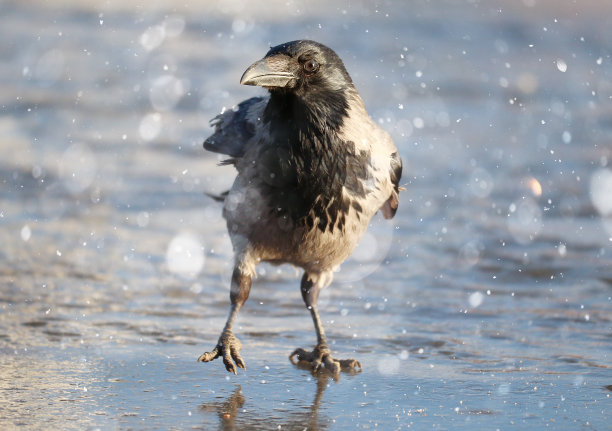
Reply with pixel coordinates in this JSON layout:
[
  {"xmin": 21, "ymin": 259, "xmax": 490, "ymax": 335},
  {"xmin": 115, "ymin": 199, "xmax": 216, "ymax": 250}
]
[
  {"xmin": 381, "ymin": 151, "xmax": 402, "ymax": 219},
  {"xmin": 203, "ymin": 96, "xmax": 267, "ymax": 159}
]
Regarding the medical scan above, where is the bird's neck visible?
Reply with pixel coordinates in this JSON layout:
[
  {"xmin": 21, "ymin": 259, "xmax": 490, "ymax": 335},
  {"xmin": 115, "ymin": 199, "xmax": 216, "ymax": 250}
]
[{"xmin": 265, "ymin": 89, "xmax": 349, "ymax": 147}]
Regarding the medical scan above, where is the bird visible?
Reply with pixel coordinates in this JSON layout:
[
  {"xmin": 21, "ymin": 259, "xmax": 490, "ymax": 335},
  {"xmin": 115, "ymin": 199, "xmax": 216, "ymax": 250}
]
[{"xmin": 198, "ymin": 40, "xmax": 402, "ymax": 378}]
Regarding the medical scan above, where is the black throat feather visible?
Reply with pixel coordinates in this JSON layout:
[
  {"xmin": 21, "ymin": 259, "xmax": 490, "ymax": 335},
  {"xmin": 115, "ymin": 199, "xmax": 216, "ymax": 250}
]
[{"xmin": 260, "ymin": 89, "xmax": 370, "ymax": 233}]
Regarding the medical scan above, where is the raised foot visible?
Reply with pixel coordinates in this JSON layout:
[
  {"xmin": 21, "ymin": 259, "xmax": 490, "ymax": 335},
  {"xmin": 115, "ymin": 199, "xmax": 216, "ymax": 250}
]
[
  {"xmin": 289, "ymin": 344, "xmax": 361, "ymax": 377},
  {"xmin": 197, "ymin": 331, "xmax": 245, "ymax": 375}
]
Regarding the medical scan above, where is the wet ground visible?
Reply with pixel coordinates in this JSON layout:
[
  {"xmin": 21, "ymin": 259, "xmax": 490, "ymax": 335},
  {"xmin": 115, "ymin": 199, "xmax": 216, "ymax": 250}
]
[{"xmin": 1, "ymin": 0, "xmax": 611, "ymax": 429}]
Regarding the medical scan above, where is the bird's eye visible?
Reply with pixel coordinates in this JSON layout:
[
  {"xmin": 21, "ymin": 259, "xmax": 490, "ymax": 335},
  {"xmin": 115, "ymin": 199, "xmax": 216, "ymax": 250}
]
[{"xmin": 303, "ymin": 59, "xmax": 319, "ymax": 74}]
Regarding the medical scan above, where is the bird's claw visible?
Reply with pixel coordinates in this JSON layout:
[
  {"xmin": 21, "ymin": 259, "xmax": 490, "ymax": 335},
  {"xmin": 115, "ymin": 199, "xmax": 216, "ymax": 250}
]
[
  {"xmin": 198, "ymin": 332, "xmax": 246, "ymax": 374},
  {"xmin": 289, "ymin": 345, "xmax": 361, "ymax": 378}
]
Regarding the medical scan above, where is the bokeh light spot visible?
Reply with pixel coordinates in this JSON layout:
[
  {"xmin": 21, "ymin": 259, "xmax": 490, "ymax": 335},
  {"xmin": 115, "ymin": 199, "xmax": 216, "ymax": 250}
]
[
  {"xmin": 139, "ymin": 113, "xmax": 162, "ymax": 141},
  {"xmin": 59, "ymin": 143, "xmax": 97, "ymax": 195},
  {"xmin": 166, "ymin": 233, "xmax": 205, "ymax": 279}
]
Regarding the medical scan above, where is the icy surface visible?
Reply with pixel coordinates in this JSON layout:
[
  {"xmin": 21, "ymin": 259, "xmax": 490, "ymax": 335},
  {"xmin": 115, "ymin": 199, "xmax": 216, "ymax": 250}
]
[{"xmin": 1, "ymin": 0, "xmax": 611, "ymax": 429}]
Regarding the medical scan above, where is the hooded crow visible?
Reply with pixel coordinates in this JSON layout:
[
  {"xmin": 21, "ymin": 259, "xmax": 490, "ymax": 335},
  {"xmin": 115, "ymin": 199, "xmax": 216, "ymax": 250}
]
[{"xmin": 199, "ymin": 40, "xmax": 402, "ymax": 377}]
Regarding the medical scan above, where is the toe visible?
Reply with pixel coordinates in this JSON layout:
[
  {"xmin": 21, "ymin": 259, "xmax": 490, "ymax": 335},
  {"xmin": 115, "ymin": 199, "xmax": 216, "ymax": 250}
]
[
  {"xmin": 289, "ymin": 346, "xmax": 361, "ymax": 377},
  {"xmin": 198, "ymin": 332, "xmax": 247, "ymax": 374},
  {"xmin": 231, "ymin": 346, "xmax": 246, "ymax": 370},
  {"xmin": 222, "ymin": 349, "xmax": 237, "ymax": 374},
  {"xmin": 290, "ymin": 348, "xmax": 313, "ymax": 364},
  {"xmin": 338, "ymin": 358, "xmax": 362, "ymax": 371},
  {"xmin": 221, "ymin": 334, "xmax": 246, "ymax": 374},
  {"xmin": 234, "ymin": 356, "xmax": 246, "ymax": 370},
  {"xmin": 197, "ymin": 346, "xmax": 220, "ymax": 363},
  {"xmin": 322, "ymin": 355, "xmax": 341, "ymax": 376}
]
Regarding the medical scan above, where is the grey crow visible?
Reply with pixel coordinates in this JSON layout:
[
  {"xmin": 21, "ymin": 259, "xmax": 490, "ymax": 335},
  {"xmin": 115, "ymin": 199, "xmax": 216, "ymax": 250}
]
[{"xmin": 198, "ymin": 40, "xmax": 402, "ymax": 378}]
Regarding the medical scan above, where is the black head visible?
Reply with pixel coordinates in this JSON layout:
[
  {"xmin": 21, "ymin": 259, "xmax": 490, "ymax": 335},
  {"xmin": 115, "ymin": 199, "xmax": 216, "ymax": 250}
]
[{"xmin": 240, "ymin": 40, "xmax": 353, "ymax": 97}]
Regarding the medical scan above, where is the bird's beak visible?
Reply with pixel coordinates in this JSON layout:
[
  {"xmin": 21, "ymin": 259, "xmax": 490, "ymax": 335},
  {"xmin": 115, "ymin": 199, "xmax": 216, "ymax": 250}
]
[{"xmin": 240, "ymin": 57, "xmax": 296, "ymax": 88}]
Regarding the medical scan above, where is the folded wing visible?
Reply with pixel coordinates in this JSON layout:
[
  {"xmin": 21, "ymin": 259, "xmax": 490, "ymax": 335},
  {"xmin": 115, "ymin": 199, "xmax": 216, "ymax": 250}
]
[
  {"xmin": 203, "ymin": 96, "xmax": 267, "ymax": 161},
  {"xmin": 380, "ymin": 151, "xmax": 402, "ymax": 219}
]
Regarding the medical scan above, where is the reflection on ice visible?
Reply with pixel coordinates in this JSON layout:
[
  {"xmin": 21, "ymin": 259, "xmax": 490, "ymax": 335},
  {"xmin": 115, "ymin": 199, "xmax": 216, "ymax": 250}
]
[{"xmin": 497, "ymin": 383, "xmax": 511, "ymax": 396}]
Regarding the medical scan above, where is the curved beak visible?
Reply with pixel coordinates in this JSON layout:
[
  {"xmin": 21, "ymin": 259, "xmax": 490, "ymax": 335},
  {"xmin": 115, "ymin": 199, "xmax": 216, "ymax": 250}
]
[{"xmin": 240, "ymin": 57, "xmax": 296, "ymax": 88}]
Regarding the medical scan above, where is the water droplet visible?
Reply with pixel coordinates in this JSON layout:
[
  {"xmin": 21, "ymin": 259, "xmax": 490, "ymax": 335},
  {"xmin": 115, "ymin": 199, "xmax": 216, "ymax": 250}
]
[
  {"xmin": 459, "ymin": 241, "xmax": 482, "ymax": 267},
  {"xmin": 562, "ymin": 131, "xmax": 572, "ymax": 144},
  {"xmin": 469, "ymin": 291, "xmax": 484, "ymax": 308},
  {"xmin": 232, "ymin": 18, "xmax": 247, "ymax": 33},
  {"xmin": 163, "ymin": 15, "xmax": 185, "ymax": 37},
  {"xmin": 468, "ymin": 168, "xmax": 494, "ymax": 198},
  {"xmin": 525, "ymin": 177, "xmax": 542, "ymax": 197},
  {"xmin": 517, "ymin": 72, "xmax": 538, "ymax": 94},
  {"xmin": 558, "ymin": 243, "xmax": 567, "ymax": 257},
  {"xmin": 149, "ymin": 75, "xmax": 185, "ymax": 111},
  {"xmin": 377, "ymin": 354, "xmax": 400, "ymax": 375},
  {"xmin": 140, "ymin": 25, "xmax": 166, "ymax": 51},
  {"xmin": 507, "ymin": 198, "xmax": 543, "ymax": 244},
  {"xmin": 556, "ymin": 58, "xmax": 567, "ymax": 72},
  {"xmin": 59, "ymin": 143, "xmax": 97, "ymax": 194},
  {"xmin": 166, "ymin": 233, "xmax": 205, "ymax": 279},
  {"xmin": 34, "ymin": 49, "xmax": 65, "ymax": 86},
  {"xmin": 137, "ymin": 212, "xmax": 150, "ymax": 227},
  {"xmin": 139, "ymin": 113, "xmax": 162, "ymax": 141},
  {"xmin": 20, "ymin": 225, "xmax": 31, "ymax": 241},
  {"xmin": 590, "ymin": 168, "xmax": 612, "ymax": 216}
]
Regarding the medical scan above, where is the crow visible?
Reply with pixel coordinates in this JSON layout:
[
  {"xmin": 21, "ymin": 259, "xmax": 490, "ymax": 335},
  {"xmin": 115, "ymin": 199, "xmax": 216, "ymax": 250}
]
[{"xmin": 198, "ymin": 40, "xmax": 402, "ymax": 377}]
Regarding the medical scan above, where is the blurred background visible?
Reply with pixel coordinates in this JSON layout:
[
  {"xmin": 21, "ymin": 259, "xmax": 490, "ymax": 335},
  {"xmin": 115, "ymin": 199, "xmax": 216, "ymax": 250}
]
[{"xmin": 1, "ymin": 0, "xmax": 610, "ymax": 429}]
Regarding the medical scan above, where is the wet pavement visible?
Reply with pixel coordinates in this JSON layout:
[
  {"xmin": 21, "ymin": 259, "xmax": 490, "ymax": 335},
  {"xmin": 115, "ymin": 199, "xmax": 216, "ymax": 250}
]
[{"xmin": 1, "ymin": 0, "xmax": 611, "ymax": 429}]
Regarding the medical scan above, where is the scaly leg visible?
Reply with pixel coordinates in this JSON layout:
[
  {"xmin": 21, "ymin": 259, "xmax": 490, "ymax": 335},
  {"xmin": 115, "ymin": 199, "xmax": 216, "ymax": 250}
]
[
  {"xmin": 198, "ymin": 266, "xmax": 251, "ymax": 374},
  {"xmin": 290, "ymin": 272, "xmax": 361, "ymax": 377}
]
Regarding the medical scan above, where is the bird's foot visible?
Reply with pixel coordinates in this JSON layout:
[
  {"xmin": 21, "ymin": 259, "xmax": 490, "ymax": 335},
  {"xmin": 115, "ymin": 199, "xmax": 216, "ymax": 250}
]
[
  {"xmin": 289, "ymin": 344, "xmax": 361, "ymax": 378},
  {"xmin": 197, "ymin": 331, "xmax": 245, "ymax": 375}
]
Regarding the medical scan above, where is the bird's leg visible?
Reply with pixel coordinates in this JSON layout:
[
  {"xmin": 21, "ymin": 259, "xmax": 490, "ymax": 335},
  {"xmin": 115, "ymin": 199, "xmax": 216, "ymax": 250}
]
[
  {"xmin": 290, "ymin": 272, "xmax": 361, "ymax": 377},
  {"xmin": 198, "ymin": 266, "xmax": 251, "ymax": 374}
]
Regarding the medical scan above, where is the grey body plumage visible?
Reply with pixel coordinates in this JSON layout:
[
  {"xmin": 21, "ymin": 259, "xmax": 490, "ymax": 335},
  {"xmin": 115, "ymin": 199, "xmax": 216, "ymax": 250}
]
[{"xmin": 199, "ymin": 40, "xmax": 402, "ymax": 377}]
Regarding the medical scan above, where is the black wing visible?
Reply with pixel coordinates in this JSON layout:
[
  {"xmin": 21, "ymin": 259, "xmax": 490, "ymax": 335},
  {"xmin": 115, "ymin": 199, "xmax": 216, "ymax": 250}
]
[{"xmin": 203, "ymin": 96, "xmax": 266, "ymax": 159}]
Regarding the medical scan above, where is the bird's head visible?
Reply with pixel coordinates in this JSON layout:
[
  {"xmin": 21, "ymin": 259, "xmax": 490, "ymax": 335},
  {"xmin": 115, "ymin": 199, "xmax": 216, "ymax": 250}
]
[{"xmin": 240, "ymin": 40, "xmax": 353, "ymax": 97}]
